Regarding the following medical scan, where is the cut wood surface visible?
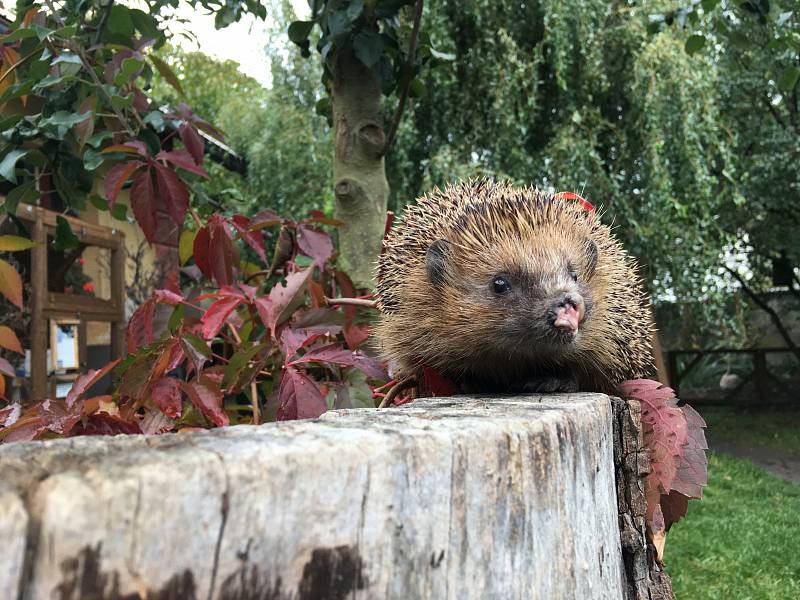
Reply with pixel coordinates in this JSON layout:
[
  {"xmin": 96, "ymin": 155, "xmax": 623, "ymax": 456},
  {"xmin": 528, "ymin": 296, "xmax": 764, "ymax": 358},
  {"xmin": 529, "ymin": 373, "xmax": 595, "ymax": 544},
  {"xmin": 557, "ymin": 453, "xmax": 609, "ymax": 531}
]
[{"xmin": 0, "ymin": 394, "xmax": 669, "ymax": 599}]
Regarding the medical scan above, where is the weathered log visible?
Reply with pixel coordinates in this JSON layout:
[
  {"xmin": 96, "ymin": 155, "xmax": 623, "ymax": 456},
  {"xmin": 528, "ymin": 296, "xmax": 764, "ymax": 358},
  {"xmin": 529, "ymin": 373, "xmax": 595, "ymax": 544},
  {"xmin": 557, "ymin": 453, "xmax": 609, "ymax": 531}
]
[{"xmin": 0, "ymin": 394, "xmax": 673, "ymax": 599}]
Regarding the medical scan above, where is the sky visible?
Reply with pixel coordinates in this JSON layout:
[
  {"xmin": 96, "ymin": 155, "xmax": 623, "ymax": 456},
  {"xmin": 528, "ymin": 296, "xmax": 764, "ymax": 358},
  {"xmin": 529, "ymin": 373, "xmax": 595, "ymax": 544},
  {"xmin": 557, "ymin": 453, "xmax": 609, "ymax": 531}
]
[{"xmin": 169, "ymin": 1, "xmax": 309, "ymax": 88}]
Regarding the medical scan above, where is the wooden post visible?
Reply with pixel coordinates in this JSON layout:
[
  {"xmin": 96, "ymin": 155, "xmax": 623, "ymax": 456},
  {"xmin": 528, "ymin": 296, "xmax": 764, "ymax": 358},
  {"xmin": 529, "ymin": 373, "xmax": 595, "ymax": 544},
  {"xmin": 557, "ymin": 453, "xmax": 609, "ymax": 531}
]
[
  {"xmin": 110, "ymin": 236, "xmax": 126, "ymax": 360},
  {"xmin": 30, "ymin": 209, "xmax": 48, "ymax": 401}
]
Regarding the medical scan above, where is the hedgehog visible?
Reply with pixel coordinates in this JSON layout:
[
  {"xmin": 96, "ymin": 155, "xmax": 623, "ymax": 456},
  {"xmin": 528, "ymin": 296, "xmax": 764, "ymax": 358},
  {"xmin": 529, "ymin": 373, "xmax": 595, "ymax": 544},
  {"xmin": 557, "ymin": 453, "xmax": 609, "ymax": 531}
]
[{"xmin": 374, "ymin": 179, "xmax": 654, "ymax": 395}]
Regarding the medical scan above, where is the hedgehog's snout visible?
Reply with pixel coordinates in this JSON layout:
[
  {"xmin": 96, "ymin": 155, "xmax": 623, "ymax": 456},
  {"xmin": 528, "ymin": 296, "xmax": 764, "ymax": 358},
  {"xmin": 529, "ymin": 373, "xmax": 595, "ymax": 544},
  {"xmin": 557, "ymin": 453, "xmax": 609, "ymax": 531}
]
[{"xmin": 548, "ymin": 292, "xmax": 585, "ymax": 334}]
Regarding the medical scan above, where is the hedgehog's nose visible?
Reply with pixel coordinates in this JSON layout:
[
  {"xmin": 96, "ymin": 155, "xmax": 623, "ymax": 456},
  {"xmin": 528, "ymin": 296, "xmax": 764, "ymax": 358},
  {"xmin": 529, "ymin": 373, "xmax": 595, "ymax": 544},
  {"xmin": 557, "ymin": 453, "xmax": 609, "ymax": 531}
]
[{"xmin": 551, "ymin": 293, "xmax": 585, "ymax": 334}]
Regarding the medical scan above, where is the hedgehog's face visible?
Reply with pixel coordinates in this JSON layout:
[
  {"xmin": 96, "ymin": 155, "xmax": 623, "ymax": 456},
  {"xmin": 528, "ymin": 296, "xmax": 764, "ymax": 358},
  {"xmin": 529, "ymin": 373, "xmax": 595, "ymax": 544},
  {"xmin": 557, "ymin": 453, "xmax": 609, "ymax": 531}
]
[{"xmin": 426, "ymin": 236, "xmax": 598, "ymax": 357}]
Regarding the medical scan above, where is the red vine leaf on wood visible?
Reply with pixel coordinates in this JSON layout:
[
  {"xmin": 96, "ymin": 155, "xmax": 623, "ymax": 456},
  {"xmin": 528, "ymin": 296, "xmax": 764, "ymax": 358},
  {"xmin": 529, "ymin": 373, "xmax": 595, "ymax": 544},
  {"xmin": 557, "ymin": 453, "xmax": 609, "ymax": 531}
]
[
  {"xmin": 200, "ymin": 295, "xmax": 243, "ymax": 339},
  {"xmin": 619, "ymin": 378, "xmax": 708, "ymax": 540},
  {"xmin": 104, "ymin": 160, "xmax": 143, "ymax": 208},
  {"xmin": 66, "ymin": 360, "xmax": 121, "ymax": 409},
  {"xmin": 231, "ymin": 215, "xmax": 267, "ymax": 264},
  {"xmin": 193, "ymin": 216, "xmax": 239, "ymax": 286}
]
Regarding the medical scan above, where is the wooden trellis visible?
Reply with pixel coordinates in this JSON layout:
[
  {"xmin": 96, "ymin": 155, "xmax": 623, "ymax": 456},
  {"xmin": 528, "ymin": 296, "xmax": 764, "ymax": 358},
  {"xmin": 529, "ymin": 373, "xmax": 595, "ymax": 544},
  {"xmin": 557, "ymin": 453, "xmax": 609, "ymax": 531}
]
[{"xmin": 13, "ymin": 203, "xmax": 126, "ymax": 400}]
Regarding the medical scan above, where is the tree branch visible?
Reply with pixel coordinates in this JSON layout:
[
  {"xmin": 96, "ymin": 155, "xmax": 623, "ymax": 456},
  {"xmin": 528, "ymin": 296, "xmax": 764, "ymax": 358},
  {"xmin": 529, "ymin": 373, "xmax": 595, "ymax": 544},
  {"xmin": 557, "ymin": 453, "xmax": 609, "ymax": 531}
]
[
  {"xmin": 382, "ymin": 0, "xmax": 424, "ymax": 156},
  {"xmin": 93, "ymin": 0, "xmax": 115, "ymax": 45},
  {"xmin": 326, "ymin": 297, "xmax": 378, "ymax": 309},
  {"xmin": 723, "ymin": 265, "xmax": 800, "ymax": 361}
]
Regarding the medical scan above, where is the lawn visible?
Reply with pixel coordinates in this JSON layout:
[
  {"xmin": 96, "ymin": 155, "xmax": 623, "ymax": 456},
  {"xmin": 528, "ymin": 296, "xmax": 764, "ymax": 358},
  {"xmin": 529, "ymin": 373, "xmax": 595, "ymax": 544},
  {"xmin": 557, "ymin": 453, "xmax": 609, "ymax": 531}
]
[
  {"xmin": 665, "ymin": 452, "xmax": 800, "ymax": 599},
  {"xmin": 699, "ymin": 405, "xmax": 800, "ymax": 455}
]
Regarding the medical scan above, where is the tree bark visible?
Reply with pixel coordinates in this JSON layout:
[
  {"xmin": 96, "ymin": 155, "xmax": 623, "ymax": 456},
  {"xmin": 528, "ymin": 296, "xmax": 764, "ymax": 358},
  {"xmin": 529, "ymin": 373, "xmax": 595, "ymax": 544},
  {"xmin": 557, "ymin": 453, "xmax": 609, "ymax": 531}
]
[
  {"xmin": 612, "ymin": 397, "xmax": 676, "ymax": 600},
  {"xmin": 332, "ymin": 46, "xmax": 389, "ymax": 289}
]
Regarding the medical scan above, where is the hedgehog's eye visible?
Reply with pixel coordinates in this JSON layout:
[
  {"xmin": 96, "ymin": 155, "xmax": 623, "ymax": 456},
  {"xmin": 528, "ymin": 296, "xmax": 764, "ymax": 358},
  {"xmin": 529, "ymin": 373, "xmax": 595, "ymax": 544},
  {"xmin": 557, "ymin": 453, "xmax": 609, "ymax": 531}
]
[
  {"xmin": 492, "ymin": 276, "xmax": 512, "ymax": 295},
  {"xmin": 570, "ymin": 270, "xmax": 578, "ymax": 283}
]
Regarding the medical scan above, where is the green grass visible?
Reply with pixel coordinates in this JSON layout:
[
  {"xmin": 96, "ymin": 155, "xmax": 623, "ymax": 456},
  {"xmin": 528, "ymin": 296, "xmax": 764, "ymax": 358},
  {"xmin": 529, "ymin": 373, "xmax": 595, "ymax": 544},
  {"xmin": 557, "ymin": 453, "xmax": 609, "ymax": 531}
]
[
  {"xmin": 666, "ymin": 453, "xmax": 800, "ymax": 600},
  {"xmin": 700, "ymin": 406, "xmax": 800, "ymax": 456}
]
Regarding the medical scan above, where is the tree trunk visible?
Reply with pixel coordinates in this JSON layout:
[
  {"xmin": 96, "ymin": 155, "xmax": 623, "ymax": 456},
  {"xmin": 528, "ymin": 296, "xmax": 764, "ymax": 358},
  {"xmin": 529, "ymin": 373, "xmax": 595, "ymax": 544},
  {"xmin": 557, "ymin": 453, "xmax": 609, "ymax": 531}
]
[{"xmin": 331, "ymin": 46, "xmax": 389, "ymax": 289}]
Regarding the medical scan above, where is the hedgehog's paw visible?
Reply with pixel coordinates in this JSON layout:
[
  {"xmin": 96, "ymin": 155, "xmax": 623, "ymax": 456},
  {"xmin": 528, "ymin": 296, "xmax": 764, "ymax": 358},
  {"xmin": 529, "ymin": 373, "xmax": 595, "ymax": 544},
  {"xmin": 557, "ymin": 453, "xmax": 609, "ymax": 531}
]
[{"xmin": 521, "ymin": 375, "xmax": 579, "ymax": 394}]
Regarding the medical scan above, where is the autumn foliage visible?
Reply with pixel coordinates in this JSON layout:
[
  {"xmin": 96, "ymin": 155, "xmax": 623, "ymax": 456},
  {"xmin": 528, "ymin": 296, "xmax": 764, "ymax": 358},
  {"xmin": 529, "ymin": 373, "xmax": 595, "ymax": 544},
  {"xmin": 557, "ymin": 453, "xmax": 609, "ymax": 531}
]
[{"xmin": 0, "ymin": 209, "xmax": 387, "ymax": 441}]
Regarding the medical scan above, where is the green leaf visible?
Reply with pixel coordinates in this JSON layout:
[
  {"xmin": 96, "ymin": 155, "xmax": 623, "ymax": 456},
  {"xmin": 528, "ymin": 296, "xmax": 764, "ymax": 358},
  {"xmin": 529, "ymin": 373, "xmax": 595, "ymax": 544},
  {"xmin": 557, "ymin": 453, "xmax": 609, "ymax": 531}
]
[
  {"xmin": 327, "ymin": 10, "xmax": 351, "ymax": 40},
  {"xmin": 143, "ymin": 110, "xmax": 166, "ymax": 131},
  {"xmin": 52, "ymin": 52, "xmax": 82, "ymax": 66},
  {"xmin": 114, "ymin": 57, "xmax": 144, "ymax": 87},
  {"xmin": 52, "ymin": 216, "xmax": 80, "ymax": 251},
  {"xmin": 110, "ymin": 93, "xmax": 134, "ymax": 109},
  {"xmin": 139, "ymin": 128, "xmax": 161, "ymax": 156},
  {"xmin": 149, "ymin": 54, "xmax": 185, "ymax": 97},
  {"xmin": 86, "ymin": 131, "xmax": 113, "ymax": 148},
  {"xmin": 31, "ymin": 24, "xmax": 55, "ymax": 41},
  {"xmin": 0, "ymin": 150, "xmax": 28, "ymax": 184},
  {"xmin": 0, "ymin": 235, "xmax": 35, "ymax": 251},
  {"xmin": 288, "ymin": 20, "xmax": 314, "ymax": 43},
  {"xmin": 353, "ymin": 31, "xmax": 385, "ymax": 67},
  {"xmin": 111, "ymin": 203, "xmax": 128, "ymax": 220},
  {"xmin": 131, "ymin": 9, "xmax": 161, "ymax": 41},
  {"xmin": 346, "ymin": 0, "xmax": 365, "ymax": 21},
  {"xmin": 3, "ymin": 181, "xmax": 38, "ymax": 214},
  {"xmin": 701, "ymin": 0, "xmax": 719, "ymax": 11},
  {"xmin": 168, "ymin": 304, "xmax": 184, "ymax": 333},
  {"xmin": 83, "ymin": 148, "xmax": 105, "ymax": 171},
  {"xmin": 90, "ymin": 195, "xmax": 109, "ymax": 211},
  {"xmin": 32, "ymin": 73, "xmax": 74, "ymax": 91},
  {"xmin": 40, "ymin": 111, "xmax": 93, "ymax": 128},
  {"xmin": 409, "ymin": 77, "xmax": 425, "ymax": 97},
  {"xmin": 107, "ymin": 5, "xmax": 135, "ymax": 37},
  {"xmin": 777, "ymin": 66, "xmax": 800, "ymax": 92},
  {"xmin": 1, "ymin": 28, "xmax": 38, "ymax": 42},
  {"xmin": 314, "ymin": 96, "xmax": 331, "ymax": 117},
  {"xmin": 429, "ymin": 47, "xmax": 456, "ymax": 61},
  {"xmin": 685, "ymin": 34, "xmax": 706, "ymax": 54},
  {"xmin": 0, "ymin": 80, "xmax": 34, "ymax": 104}
]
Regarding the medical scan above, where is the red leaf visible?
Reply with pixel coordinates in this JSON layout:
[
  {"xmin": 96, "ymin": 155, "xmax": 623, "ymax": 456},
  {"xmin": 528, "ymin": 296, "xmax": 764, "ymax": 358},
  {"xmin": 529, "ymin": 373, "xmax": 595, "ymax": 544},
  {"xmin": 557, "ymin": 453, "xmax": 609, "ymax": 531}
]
[
  {"xmin": 0, "ymin": 325, "xmax": 23, "ymax": 354},
  {"xmin": 297, "ymin": 224, "xmax": 333, "ymax": 267},
  {"xmin": 279, "ymin": 327, "xmax": 336, "ymax": 360},
  {"xmin": 157, "ymin": 148, "xmax": 208, "ymax": 178},
  {"xmin": 0, "ymin": 402, "xmax": 21, "ymax": 428},
  {"xmin": 193, "ymin": 225, "xmax": 211, "ymax": 277},
  {"xmin": 208, "ymin": 216, "xmax": 238, "ymax": 286},
  {"xmin": 290, "ymin": 343, "xmax": 386, "ymax": 380},
  {"xmin": 659, "ymin": 490, "xmax": 690, "ymax": 530},
  {"xmin": 179, "ymin": 123, "xmax": 205, "ymax": 164},
  {"xmin": 255, "ymin": 268, "xmax": 313, "ymax": 337},
  {"xmin": 68, "ymin": 413, "xmax": 142, "ymax": 437},
  {"xmin": 130, "ymin": 169, "xmax": 158, "ymax": 243},
  {"xmin": 251, "ymin": 208, "xmax": 283, "ymax": 229},
  {"xmin": 126, "ymin": 298, "xmax": 156, "ymax": 353},
  {"xmin": 153, "ymin": 289, "xmax": 184, "ymax": 306},
  {"xmin": 306, "ymin": 209, "xmax": 344, "ymax": 226},
  {"xmin": 181, "ymin": 376, "xmax": 229, "ymax": 427},
  {"xmin": 277, "ymin": 367, "xmax": 327, "ymax": 420},
  {"xmin": 151, "ymin": 377, "xmax": 182, "ymax": 419},
  {"xmin": 39, "ymin": 398, "xmax": 83, "ymax": 435},
  {"xmin": 0, "ymin": 356, "xmax": 16, "ymax": 377},
  {"xmin": 343, "ymin": 322, "xmax": 370, "ymax": 350},
  {"xmin": 671, "ymin": 404, "xmax": 708, "ymax": 499},
  {"xmin": 619, "ymin": 379, "xmax": 687, "ymax": 494},
  {"xmin": 180, "ymin": 333, "xmax": 211, "ymax": 376},
  {"xmin": 420, "ymin": 364, "xmax": 458, "ymax": 397},
  {"xmin": 0, "ymin": 258, "xmax": 23, "ymax": 309},
  {"xmin": 104, "ymin": 160, "xmax": 143, "ymax": 207},
  {"xmin": 66, "ymin": 360, "xmax": 121, "ymax": 409},
  {"xmin": 231, "ymin": 215, "xmax": 267, "ymax": 264},
  {"xmin": 200, "ymin": 296, "xmax": 243, "ymax": 339},
  {"xmin": 154, "ymin": 163, "xmax": 190, "ymax": 226}
]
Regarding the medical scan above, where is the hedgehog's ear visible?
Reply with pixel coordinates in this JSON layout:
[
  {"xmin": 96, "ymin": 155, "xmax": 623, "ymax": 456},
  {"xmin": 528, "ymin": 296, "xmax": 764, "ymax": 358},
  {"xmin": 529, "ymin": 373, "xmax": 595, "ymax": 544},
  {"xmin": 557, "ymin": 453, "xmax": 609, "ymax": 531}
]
[
  {"xmin": 585, "ymin": 239, "xmax": 598, "ymax": 279},
  {"xmin": 426, "ymin": 239, "xmax": 450, "ymax": 287}
]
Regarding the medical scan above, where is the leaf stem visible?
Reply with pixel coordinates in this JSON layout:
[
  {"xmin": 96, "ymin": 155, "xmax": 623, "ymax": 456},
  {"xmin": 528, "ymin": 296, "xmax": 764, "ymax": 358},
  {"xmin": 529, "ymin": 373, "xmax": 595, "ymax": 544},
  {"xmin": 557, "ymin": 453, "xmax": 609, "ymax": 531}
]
[{"xmin": 326, "ymin": 297, "xmax": 378, "ymax": 309}]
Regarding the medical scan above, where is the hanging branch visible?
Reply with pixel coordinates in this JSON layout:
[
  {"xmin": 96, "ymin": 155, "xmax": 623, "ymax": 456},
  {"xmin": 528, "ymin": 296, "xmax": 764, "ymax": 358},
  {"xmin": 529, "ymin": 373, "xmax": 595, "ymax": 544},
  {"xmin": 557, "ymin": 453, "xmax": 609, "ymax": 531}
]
[
  {"xmin": 382, "ymin": 0, "xmax": 424, "ymax": 156},
  {"xmin": 723, "ymin": 265, "xmax": 800, "ymax": 361}
]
